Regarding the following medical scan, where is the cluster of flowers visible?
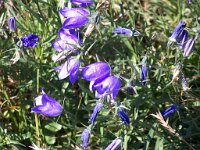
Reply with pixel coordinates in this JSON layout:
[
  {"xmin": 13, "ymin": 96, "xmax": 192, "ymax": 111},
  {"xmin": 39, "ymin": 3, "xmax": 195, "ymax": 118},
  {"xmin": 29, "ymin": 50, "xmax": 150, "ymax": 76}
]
[{"xmin": 169, "ymin": 20, "xmax": 196, "ymax": 57}]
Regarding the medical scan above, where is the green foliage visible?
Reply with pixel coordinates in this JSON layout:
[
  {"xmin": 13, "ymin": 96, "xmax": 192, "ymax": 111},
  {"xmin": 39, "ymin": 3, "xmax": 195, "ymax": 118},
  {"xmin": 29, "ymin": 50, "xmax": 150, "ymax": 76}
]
[{"xmin": 0, "ymin": 0, "xmax": 200, "ymax": 149}]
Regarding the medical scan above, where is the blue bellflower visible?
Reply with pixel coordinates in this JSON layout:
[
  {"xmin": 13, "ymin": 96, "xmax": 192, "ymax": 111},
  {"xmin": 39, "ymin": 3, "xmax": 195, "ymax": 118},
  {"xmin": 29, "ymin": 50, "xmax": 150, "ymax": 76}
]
[
  {"xmin": 169, "ymin": 20, "xmax": 186, "ymax": 42},
  {"xmin": 31, "ymin": 89, "xmax": 63, "ymax": 117},
  {"xmin": 161, "ymin": 104, "xmax": 178, "ymax": 118},
  {"xmin": 70, "ymin": 0, "xmax": 94, "ymax": 7},
  {"xmin": 140, "ymin": 63, "xmax": 149, "ymax": 86},
  {"xmin": 89, "ymin": 102, "xmax": 104, "ymax": 124},
  {"xmin": 183, "ymin": 37, "xmax": 195, "ymax": 57},
  {"xmin": 93, "ymin": 76, "xmax": 121, "ymax": 100},
  {"xmin": 178, "ymin": 29, "xmax": 188, "ymax": 49},
  {"xmin": 60, "ymin": 8, "xmax": 89, "ymax": 29},
  {"xmin": 8, "ymin": 17, "xmax": 16, "ymax": 32},
  {"xmin": 54, "ymin": 58, "xmax": 80, "ymax": 85},
  {"xmin": 117, "ymin": 107, "xmax": 130, "ymax": 125},
  {"xmin": 105, "ymin": 138, "xmax": 121, "ymax": 150},
  {"xmin": 21, "ymin": 34, "xmax": 39, "ymax": 48},
  {"xmin": 81, "ymin": 62, "xmax": 110, "ymax": 83},
  {"xmin": 112, "ymin": 27, "xmax": 133, "ymax": 37},
  {"xmin": 81, "ymin": 129, "xmax": 90, "ymax": 149}
]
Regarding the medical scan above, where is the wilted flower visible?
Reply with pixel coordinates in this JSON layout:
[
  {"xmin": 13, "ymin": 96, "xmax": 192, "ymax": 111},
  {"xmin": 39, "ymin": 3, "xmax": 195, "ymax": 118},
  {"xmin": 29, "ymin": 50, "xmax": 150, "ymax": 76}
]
[
  {"xmin": 169, "ymin": 20, "xmax": 186, "ymax": 42},
  {"xmin": 113, "ymin": 27, "xmax": 133, "ymax": 37},
  {"xmin": 180, "ymin": 74, "xmax": 190, "ymax": 91},
  {"xmin": 161, "ymin": 104, "xmax": 178, "ymax": 118},
  {"xmin": 140, "ymin": 63, "xmax": 149, "ymax": 86},
  {"xmin": 21, "ymin": 34, "xmax": 39, "ymax": 48},
  {"xmin": 183, "ymin": 37, "xmax": 195, "ymax": 57},
  {"xmin": 118, "ymin": 107, "xmax": 130, "ymax": 125},
  {"xmin": 178, "ymin": 29, "xmax": 188, "ymax": 49},
  {"xmin": 93, "ymin": 76, "xmax": 121, "ymax": 100},
  {"xmin": 31, "ymin": 89, "xmax": 63, "ymax": 117},
  {"xmin": 81, "ymin": 129, "xmax": 90, "ymax": 149},
  {"xmin": 105, "ymin": 138, "xmax": 121, "ymax": 150},
  {"xmin": 8, "ymin": 17, "xmax": 16, "ymax": 32},
  {"xmin": 54, "ymin": 58, "xmax": 80, "ymax": 85},
  {"xmin": 81, "ymin": 62, "xmax": 110, "ymax": 83},
  {"xmin": 70, "ymin": 0, "xmax": 94, "ymax": 7},
  {"xmin": 60, "ymin": 8, "xmax": 90, "ymax": 29},
  {"xmin": 172, "ymin": 65, "xmax": 180, "ymax": 81},
  {"xmin": 89, "ymin": 102, "xmax": 103, "ymax": 124}
]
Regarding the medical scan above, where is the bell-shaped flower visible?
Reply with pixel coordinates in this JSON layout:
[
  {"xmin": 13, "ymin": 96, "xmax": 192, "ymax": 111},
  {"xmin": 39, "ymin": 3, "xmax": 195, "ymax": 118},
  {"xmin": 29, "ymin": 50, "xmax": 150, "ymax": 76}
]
[
  {"xmin": 52, "ymin": 28, "xmax": 79, "ymax": 52},
  {"xmin": 140, "ymin": 63, "xmax": 149, "ymax": 86},
  {"xmin": 105, "ymin": 138, "xmax": 121, "ymax": 150},
  {"xmin": 81, "ymin": 62, "xmax": 110, "ymax": 81},
  {"xmin": 81, "ymin": 129, "xmax": 90, "ymax": 149},
  {"xmin": 161, "ymin": 104, "xmax": 178, "ymax": 118},
  {"xmin": 31, "ymin": 89, "xmax": 63, "ymax": 117},
  {"xmin": 113, "ymin": 27, "xmax": 133, "ymax": 37},
  {"xmin": 183, "ymin": 37, "xmax": 195, "ymax": 57},
  {"xmin": 70, "ymin": 0, "xmax": 94, "ymax": 7},
  {"xmin": 118, "ymin": 107, "xmax": 130, "ymax": 125},
  {"xmin": 21, "ymin": 34, "xmax": 39, "ymax": 48},
  {"xmin": 169, "ymin": 20, "xmax": 186, "ymax": 42},
  {"xmin": 60, "ymin": 7, "xmax": 90, "ymax": 29},
  {"xmin": 89, "ymin": 102, "xmax": 103, "ymax": 124},
  {"xmin": 93, "ymin": 76, "xmax": 121, "ymax": 100},
  {"xmin": 54, "ymin": 57, "xmax": 80, "ymax": 85},
  {"xmin": 8, "ymin": 17, "xmax": 16, "ymax": 32},
  {"xmin": 178, "ymin": 29, "xmax": 188, "ymax": 49}
]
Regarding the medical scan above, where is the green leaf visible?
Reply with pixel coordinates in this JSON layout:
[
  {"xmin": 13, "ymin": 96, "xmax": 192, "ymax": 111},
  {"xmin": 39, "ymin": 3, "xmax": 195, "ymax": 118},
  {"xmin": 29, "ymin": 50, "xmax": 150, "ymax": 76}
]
[{"xmin": 44, "ymin": 122, "xmax": 62, "ymax": 132}]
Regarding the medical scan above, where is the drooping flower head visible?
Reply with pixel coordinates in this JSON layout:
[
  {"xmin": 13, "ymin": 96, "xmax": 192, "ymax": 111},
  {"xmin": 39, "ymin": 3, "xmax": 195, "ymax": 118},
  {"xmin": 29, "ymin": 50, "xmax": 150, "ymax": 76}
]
[
  {"xmin": 117, "ymin": 107, "xmax": 130, "ymax": 125},
  {"xmin": 81, "ymin": 129, "xmax": 90, "ymax": 149},
  {"xmin": 105, "ymin": 138, "xmax": 121, "ymax": 150},
  {"xmin": 140, "ymin": 63, "xmax": 149, "ymax": 86},
  {"xmin": 8, "ymin": 17, "xmax": 16, "ymax": 32},
  {"xmin": 183, "ymin": 37, "xmax": 195, "ymax": 57},
  {"xmin": 81, "ymin": 62, "xmax": 111, "ymax": 83},
  {"xmin": 21, "ymin": 34, "xmax": 39, "ymax": 48},
  {"xmin": 112, "ymin": 27, "xmax": 133, "ymax": 37},
  {"xmin": 161, "ymin": 104, "xmax": 178, "ymax": 118},
  {"xmin": 169, "ymin": 20, "xmax": 186, "ymax": 42},
  {"xmin": 31, "ymin": 89, "xmax": 63, "ymax": 117},
  {"xmin": 178, "ymin": 29, "xmax": 188, "ymax": 49},
  {"xmin": 93, "ymin": 76, "xmax": 121, "ymax": 100},
  {"xmin": 70, "ymin": 0, "xmax": 94, "ymax": 7},
  {"xmin": 60, "ymin": 7, "xmax": 90, "ymax": 29},
  {"xmin": 54, "ymin": 57, "xmax": 80, "ymax": 85},
  {"xmin": 89, "ymin": 102, "xmax": 104, "ymax": 124}
]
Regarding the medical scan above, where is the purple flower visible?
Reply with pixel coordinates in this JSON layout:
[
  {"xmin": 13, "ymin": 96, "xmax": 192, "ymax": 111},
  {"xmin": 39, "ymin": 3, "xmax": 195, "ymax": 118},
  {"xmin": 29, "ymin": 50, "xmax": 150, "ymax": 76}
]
[
  {"xmin": 21, "ymin": 34, "xmax": 39, "ymax": 48},
  {"xmin": 54, "ymin": 58, "xmax": 80, "ymax": 85},
  {"xmin": 60, "ymin": 8, "xmax": 89, "ymax": 29},
  {"xmin": 118, "ymin": 107, "xmax": 130, "ymax": 125},
  {"xmin": 81, "ymin": 62, "xmax": 110, "ymax": 82},
  {"xmin": 89, "ymin": 102, "xmax": 103, "ymax": 124},
  {"xmin": 183, "ymin": 37, "xmax": 195, "ymax": 57},
  {"xmin": 81, "ymin": 129, "xmax": 90, "ymax": 149},
  {"xmin": 113, "ymin": 27, "xmax": 133, "ymax": 37},
  {"xmin": 52, "ymin": 28, "xmax": 79, "ymax": 52},
  {"xmin": 93, "ymin": 76, "xmax": 121, "ymax": 100},
  {"xmin": 161, "ymin": 104, "xmax": 178, "ymax": 118},
  {"xmin": 8, "ymin": 17, "xmax": 16, "ymax": 32},
  {"xmin": 70, "ymin": 0, "xmax": 94, "ymax": 7},
  {"xmin": 140, "ymin": 63, "xmax": 149, "ymax": 86},
  {"xmin": 105, "ymin": 138, "xmax": 121, "ymax": 150},
  {"xmin": 31, "ymin": 89, "xmax": 63, "ymax": 117},
  {"xmin": 178, "ymin": 29, "xmax": 188, "ymax": 49},
  {"xmin": 169, "ymin": 20, "xmax": 186, "ymax": 42},
  {"xmin": 188, "ymin": 0, "xmax": 192, "ymax": 4}
]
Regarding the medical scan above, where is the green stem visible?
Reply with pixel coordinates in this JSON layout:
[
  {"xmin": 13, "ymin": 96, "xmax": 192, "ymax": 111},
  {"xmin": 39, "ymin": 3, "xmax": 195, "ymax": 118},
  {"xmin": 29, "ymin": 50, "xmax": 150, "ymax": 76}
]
[{"xmin": 34, "ymin": 68, "xmax": 40, "ymax": 147}]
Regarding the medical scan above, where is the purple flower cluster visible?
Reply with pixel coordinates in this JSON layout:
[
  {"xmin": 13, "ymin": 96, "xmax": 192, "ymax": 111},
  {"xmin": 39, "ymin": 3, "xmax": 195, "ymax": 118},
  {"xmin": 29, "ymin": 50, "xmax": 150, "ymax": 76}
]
[
  {"xmin": 169, "ymin": 20, "xmax": 196, "ymax": 57},
  {"xmin": 52, "ymin": 0, "xmax": 94, "ymax": 85},
  {"xmin": 21, "ymin": 34, "xmax": 39, "ymax": 48}
]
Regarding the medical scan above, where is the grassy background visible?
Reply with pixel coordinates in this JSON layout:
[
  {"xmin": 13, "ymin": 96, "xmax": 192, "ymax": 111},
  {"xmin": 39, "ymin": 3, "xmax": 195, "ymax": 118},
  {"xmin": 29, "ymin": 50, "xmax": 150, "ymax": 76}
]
[{"xmin": 0, "ymin": 0, "xmax": 200, "ymax": 149}]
